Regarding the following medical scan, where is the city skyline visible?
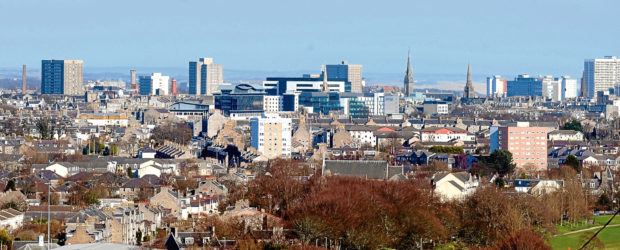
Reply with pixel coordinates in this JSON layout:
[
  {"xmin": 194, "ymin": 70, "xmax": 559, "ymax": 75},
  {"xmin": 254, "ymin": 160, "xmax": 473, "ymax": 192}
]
[{"xmin": 1, "ymin": 0, "xmax": 619, "ymax": 78}]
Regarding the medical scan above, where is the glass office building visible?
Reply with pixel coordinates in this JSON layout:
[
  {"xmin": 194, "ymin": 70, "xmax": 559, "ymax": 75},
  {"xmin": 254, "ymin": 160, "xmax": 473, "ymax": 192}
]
[
  {"xmin": 298, "ymin": 92, "xmax": 343, "ymax": 115},
  {"xmin": 214, "ymin": 83, "xmax": 266, "ymax": 115},
  {"xmin": 507, "ymin": 75, "xmax": 543, "ymax": 97}
]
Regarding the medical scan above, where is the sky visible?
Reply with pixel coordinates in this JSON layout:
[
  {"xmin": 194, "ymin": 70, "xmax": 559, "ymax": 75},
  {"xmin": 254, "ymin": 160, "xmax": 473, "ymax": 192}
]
[{"xmin": 1, "ymin": 0, "xmax": 619, "ymax": 85}]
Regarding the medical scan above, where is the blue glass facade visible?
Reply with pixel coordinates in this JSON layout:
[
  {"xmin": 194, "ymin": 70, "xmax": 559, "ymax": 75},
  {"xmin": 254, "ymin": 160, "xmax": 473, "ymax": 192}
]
[
  {"xmin": 200, "ymin": 64, "xmax": 209, "ymax": 94},
  {"xmin": 282, "ymin": 93, "xmax": 297, "ymax": 112},
  {"xmin": 507, "ymin": 75, "xmax": 543, "ymax": 97},
  {"xmin": 348, "ymin": 98, "xmax": 370, "ymax": 118},
  {"xmin": 41, "ymin": 60, "xmax": 64, "ymax": 94},
  {"xmin": 188, "ymin": 61, "xmax": 198, "ymax": 95},
  {"xmin": 299, "ymin": 92, "xmax": 343, "ymax": 115},
  {"xmin": 214, "ymin": 83, "xmax": 266, "ymax": 115},
  {"xmin": 139, "ymin": 76, "xmax": 151, "ymax": 95}
]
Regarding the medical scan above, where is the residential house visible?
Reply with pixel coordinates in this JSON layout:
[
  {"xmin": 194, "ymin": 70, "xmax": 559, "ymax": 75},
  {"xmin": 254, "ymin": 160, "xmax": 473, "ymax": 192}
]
[
  {"xmin": 0, "ymin": 208, "xmax": 24, "ymax": 231},
  {"xmin": 548, "ymin": 130, "xmax": 584, "ymax": 141},
  {"xmin": 432, "ymin": 172, "xmax": 479, "ymax": 201}
]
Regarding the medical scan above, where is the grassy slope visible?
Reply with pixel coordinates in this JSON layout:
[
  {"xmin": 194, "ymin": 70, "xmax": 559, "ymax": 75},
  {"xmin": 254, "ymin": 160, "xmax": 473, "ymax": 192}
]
[
  {"xmin": 550, "ymin": 225, "xmax": 620, "ymax": 249},
  {"xmin": 550, "ymin": 215, "xmax": 620, "ymax": 249}
]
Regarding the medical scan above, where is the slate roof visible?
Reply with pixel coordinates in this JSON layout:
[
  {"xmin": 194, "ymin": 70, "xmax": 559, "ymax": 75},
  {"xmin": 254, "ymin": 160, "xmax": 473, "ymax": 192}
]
[{"xmin": 323, "ymin": 160, "xmax": 402, "ymax": 180}]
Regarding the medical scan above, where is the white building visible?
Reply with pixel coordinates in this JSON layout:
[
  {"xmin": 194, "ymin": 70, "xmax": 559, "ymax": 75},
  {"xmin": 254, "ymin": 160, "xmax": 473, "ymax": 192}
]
[
  {"xmin": 140, "ymin": 73, "xmax": 170, "ymax": 95},
  {"xmin": 585, "ymin": 56, "xmax": 620, "ymax": 99},
  {"xmin": 0, "ymin": 208, "xmax": 24, "ymax": 232},
  {"xmin": 77, "ymin": 113, "xmax": 129, "ymax": 127},
  {"xmin": 541, "ymin": 75, "xmax": 555, "ymax": 100},
  {"xmin": 548, "ymin": 130, "xmax": 584, "ymax": 141},
  {"xmin": 558, "ymin": 76, "xmax": 578, "ymax": 100},
  {"xmin": 486, "ymin": 75, "xmax": 506, "ymax": 97},
  {"xmin": 372, "ymin": 92, "xmax": 385, "ymax": 115},
  {"xmin": 262, "ymin": 79, "xmax": 347, "ymax": 93},
  {"xmin": 151, "ymin": 73, "xmax": 169, "ymax": 95},
  {"xmin": 347, "ymin": 126, "xmax": 378, "ymax": 147},
  {"xmin": 250, "ymin": 114, "xmax": 292, "ymax": 159},
  {"xmin": 433, "ymin": 172, "xmax": 479, "ymax": 201},
  {"xmin": 541, "ymin": 76, "xmax": 578, "ymax": 101},
  {"xmin": 263, "ymin": 95, "xmax": 283, "ymax": 113},
  {"xmin": 420, "ymin": 127, "xmax": 475, "ymax": 142}
]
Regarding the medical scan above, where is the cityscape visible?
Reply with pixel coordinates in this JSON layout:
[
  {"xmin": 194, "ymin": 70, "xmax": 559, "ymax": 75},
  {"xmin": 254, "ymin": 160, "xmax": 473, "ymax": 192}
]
[{"xmin": 1, "ymin": 1, "xmax": 620, "ymax": 250}]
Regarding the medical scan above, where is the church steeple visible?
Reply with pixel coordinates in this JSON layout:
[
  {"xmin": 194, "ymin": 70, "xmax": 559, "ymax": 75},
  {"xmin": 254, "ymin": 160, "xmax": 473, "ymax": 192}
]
[
  {"xmin": 404, "ymin": 50, "xmax": 414, "ymax": 97},
  {"xmin": 463, "ymin": 63, "xmax": 475, "ymax": 99}
]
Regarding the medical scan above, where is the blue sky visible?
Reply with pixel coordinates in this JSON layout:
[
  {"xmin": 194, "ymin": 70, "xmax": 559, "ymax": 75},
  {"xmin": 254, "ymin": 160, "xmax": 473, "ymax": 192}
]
[{"xmin": 0, "ymin": 0, "xmax": 618, "ymax": 83}]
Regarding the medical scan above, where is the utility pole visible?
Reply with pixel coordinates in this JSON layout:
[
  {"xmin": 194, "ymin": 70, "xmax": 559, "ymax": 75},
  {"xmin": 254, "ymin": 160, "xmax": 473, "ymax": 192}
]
[{"xmin": 48, "ymin": 179, "xmax": 50, "ymax": 250}]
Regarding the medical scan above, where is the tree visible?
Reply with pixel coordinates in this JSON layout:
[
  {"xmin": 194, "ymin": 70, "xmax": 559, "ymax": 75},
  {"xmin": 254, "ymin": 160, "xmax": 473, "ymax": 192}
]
[
  {"xmin": 151, "ymin": 122, "xmax": 193, "ymax": 146},
  {"xmin": 459, "ymin": 187, "xmax": 553, "ymax": 247},
  {"xmin": 127, "ymin": 167, "xmax": 134, "ymax": 178},
  {"xmin": 0, "ymin": 229, "xmax": 13, "ymax": 247},
  {"xmin": 246, "ymin": 159, "xmax": 308, "ymax": 216},
  {"xmin": 562, "ymin": 120, "xmax": 583, "ymax": 133},
  {"xmin": 565, "ymin": 154, "xmax": 581, "ymax": 172},
  {"xmin": 489, "ymin": 229, "xmax": 550, "ymax": 250},
  {"xmin": 488, "ymin": 150, "xmax": 516, "ymax": 175},
  {"xmin": 136, "ymin": 229, "xmax": 143, "ymax": 246},
  {"xmin": 4, "ymin": 179, "xmax": 16, "ymax": 191},
  {"xmin": 494, "ymin": 177, "xmax": 505, "ymax": 188},
  {"xmin": 289, "ymin": 177, "xmax": 447, "ymax": 249},
  {"xmin": 596, "ymin": 193, "xmax": 612, "ymax": 211},
  {"xmin": 37, "ymin": 118, "xmax": 51, "ymax": 140}
]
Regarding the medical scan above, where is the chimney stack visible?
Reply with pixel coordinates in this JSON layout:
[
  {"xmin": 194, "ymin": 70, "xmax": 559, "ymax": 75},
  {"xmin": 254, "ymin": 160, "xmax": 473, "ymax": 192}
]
[{"xmin": 171, "ymin": 78, "xmax": 178, "ymax": 95}]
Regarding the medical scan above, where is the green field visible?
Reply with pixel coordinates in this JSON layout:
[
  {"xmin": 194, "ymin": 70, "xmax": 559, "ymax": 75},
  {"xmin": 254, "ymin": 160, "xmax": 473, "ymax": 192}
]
[
  {"xmin": 555, "ymin": 215, "xmax": 620, "ymax": 235},
  {"xmin": 550, "ymin": 215, "xmax": 620, "ymax": 250},
  {"xmin": 550, "ymin": 225, "xmax": 620, "ymax": 249}
]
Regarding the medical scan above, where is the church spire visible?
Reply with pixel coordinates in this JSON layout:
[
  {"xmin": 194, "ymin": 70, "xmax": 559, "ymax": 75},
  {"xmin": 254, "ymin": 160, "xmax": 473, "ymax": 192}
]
[
  {"xmin": 463, "ymin": 63, "xmax": 475, "ymax": 99},
  {"xmin": 404, "ymin": 50, "xmax": 414, "ymax": 97},
  {"xmin": 466, "ymin": 63, "xmax": 472, "ymax": 85}
]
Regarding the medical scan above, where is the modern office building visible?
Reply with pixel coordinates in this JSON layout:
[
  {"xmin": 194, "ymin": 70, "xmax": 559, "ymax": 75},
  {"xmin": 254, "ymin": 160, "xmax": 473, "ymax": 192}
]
[
  {"xmin": 250, "ymin": 114, "xmax": 292, "ymax": 159},
  {"xmin": 541, "ymin": 75, "xmax": 555, "ymax": 100},
  {"xmin": 580, "ymin": 71, "xmax": 587, "ymax": 98},
  {"xmin": 214, "ymin": 83, "xmax": 266, "ymax": 115},
  {"xmin": 263, "ymin": 95, "xmax": 283, "ymax": 113},
  {"xmin": 189, "ymin": 57, "xmax": 223, "ymax": 95},
  {"xmin": 423, "ymin": 101, "xmax": 449, "ymax": 116},
  {"xmin": 506, "ymin": 75, "xmax": 543, "ymax": 97},
  {"xmin": 557, "ymin": 76, "xmax": 578, "ymax": 100},
  {"xmin": 298, "ymin": 92, "xmax": 344, "ymax": 115},
  {"xmin": 486, "ymin": 75, "xmax": 506, "ymax": 97},
  {"xmin": 463, "ymin": 64, "xmax": 475, "ymax": 99},
  {"xmin": 584, "ymin": 56, "xmax": 620, "ymax": 99},
  {"xmin": 41, "ymin": 59, "xmax": 84, "ymax": 95},
  {"xmin": 403, "ymin": 52, "xmax": 414, "ymax": 97},
  {"xmin": 383, "ymin": 94, "xmax": 400, "ymax": 115},
  {"xmin": 326, "ymin": 61, "xmax": 363, "ymax": 93},
  {"xmin": 264, "ymin": 75, "xmax": 348, "ymax": 95},
  {"xmin": 139, "ymin": 73, "xmax": 169, "ymax": 95},
  {"xmin": 490, "ymin": 122, "xmax": 548, "ymax": 169}
]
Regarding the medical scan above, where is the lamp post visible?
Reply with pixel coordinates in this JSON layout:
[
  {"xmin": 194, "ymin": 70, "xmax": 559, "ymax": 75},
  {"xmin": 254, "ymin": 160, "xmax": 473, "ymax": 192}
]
[{"xmin": 40, "ymin": 172, "xmax": 51, "ymax": 250}]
